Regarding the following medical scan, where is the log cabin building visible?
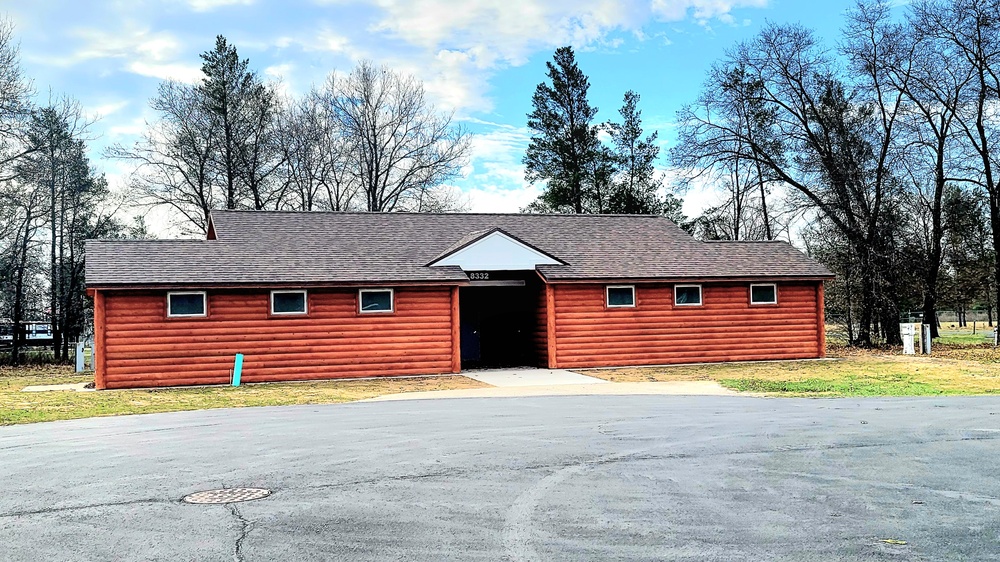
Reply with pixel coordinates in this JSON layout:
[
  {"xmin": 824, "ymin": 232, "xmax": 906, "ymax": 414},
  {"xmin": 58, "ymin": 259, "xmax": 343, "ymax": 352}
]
[{"xmin": 85, "ymin": 211, "xmax": 833, "ymax": 389}]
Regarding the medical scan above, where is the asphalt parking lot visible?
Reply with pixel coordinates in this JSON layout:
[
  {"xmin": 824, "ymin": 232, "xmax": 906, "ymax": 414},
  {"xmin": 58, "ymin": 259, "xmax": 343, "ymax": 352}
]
[{"xmin": 2, "ymin": 395, "xmax": 999, "ymax": 561}]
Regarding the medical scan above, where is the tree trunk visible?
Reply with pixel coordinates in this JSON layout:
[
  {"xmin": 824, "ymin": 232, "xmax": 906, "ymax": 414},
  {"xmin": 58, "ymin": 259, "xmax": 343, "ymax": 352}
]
[
  {"xmin": 991, "ymin": 184, "xmax": 1000, "ymax": 340},
  {"xmin": 754, "ymin": 160, "xmax": 771, "ymax": 240},
  {"xmin": 11, "ymin": 218, "xmax": 33, "ymax": 367},
  {"xmin": 922, "ymin": 137, "xmax": 947, "ymax": 339},
  {"xmin": 49, "ymin": 139, "xmax": 60, "ymax": 362},
  {"xmin": 856, "ymin": 252, "xmax": 875, "ymax": 347},
  {"xmin": 845, "ymin": 273, "xmax": 856, "ymax": 346}
]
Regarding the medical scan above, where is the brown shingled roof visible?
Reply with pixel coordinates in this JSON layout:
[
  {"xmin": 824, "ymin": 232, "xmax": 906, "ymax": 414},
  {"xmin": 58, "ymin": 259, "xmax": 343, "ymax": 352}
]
[{"xmin": 85, "ymin": 211, "xmax": 833, "ymax": 288}]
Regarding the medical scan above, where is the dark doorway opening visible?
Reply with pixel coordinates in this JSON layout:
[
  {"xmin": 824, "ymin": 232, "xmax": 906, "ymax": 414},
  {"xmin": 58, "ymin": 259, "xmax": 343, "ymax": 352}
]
[{"xmin": 460, "ymin": 275, "xmax": 542, "ymax": 369}]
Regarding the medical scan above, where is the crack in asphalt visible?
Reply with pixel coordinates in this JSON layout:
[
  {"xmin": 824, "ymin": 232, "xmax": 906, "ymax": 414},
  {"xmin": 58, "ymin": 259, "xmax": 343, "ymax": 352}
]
[
  {"xmin": 0, "ymin": 498, "xmax": 170, "ymax": 519},
  {"xmin": 227, "ymin": 503, "xmax": 254, "ymax": 562},
  {"xmin": 0, "ymin": 424, "xmax": 225, "ymax": 452}
]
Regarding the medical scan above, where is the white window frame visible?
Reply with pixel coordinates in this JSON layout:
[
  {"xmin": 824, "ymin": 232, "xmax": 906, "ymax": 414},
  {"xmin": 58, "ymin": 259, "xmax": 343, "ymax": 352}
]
[
  {"xmin": 167, "ymin": 291, "xmax": 207, "ymax": 318},
  {"xmin": 359, "ymin": 288, "xmax": 394, "ymax": 314},
  {"xmin": 271, "ymin": 290, "xmax": 308, "ymax": 315},
  {"xmin": 674, "ymin": 284, "xmax": 703, "ymax": 306},
  {"xmin": 606, "ymin": 285, "xmax": 636, "ymax": 308},
  {"xmin": 750, "ymin": 283, "xmax": 778, "ymax": 305}
]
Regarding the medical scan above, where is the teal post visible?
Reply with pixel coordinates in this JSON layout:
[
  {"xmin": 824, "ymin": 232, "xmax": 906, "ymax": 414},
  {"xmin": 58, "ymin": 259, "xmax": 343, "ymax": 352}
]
[{"xmin": 232, "ymin": 353, "xmax": 244, "ymax": 387}]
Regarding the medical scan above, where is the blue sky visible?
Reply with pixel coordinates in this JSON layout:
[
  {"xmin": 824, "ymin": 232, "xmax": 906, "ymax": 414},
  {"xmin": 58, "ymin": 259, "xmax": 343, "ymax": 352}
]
[{"xmin": 5, "ymin": 0, "xmax": 874, "ymax": 230}]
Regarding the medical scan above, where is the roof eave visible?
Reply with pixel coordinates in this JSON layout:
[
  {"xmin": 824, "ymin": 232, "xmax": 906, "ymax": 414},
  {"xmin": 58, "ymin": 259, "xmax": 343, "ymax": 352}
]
[
  {"xmin": 86, "ymin": 279, "xmax": 472, "ymax": 291},
  {"xmin": 538, "ymin": 274, "xmax": 835, "ymax": 284}
]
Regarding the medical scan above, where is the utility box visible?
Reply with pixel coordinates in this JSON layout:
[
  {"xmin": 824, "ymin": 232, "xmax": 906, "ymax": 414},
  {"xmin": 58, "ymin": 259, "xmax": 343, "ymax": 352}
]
[
  {"xmin": 899, "ymin": 323, "xmax": 916, "ymax": 355},
  {"xmin": 75, "ymin": 340, "xmax": 93, "ymax": 372}
]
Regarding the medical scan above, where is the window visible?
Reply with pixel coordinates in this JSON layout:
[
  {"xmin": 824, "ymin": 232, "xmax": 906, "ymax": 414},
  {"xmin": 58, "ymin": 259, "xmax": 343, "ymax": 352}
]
[
  {"xmin": 606, "ymin": 285, "xmax": 636, "ymax": 308},
  {"xmin": 675, "ymin": 285, "xmax": 702, "ymax": 306},
  {"xmin": 271, "ymin": 290, "xmax": 307, "ymax": 315},
  {"xmin": 750, "ymin": 283, "xmax": 777, "ymax": 305},
  {"xmin": 167, "ymin": 292, "xmax": 207, "ymax": 317},
  {"xmin": 359, "ymin": 289, "xmax": 394, "ymax": 313}
]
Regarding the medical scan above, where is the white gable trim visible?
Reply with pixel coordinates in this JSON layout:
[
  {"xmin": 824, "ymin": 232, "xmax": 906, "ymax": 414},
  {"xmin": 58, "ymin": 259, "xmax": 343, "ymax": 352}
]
[{"xmin": 429, "ymin": 231, "xmax": 562, "ymax": 271}]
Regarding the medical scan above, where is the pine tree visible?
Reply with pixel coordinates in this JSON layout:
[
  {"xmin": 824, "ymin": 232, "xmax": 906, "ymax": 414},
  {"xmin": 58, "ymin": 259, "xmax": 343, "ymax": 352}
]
[
  {"xmin": 198, "ymin": 35, "xmax": 282, "ymax": 210},
  {"xmin": 523, "ymin": 46, "xmax": 600, "ymax": 213},
  {"xmin": 605, "ymin": 91, "xmax": 666, "ymax": 215}
]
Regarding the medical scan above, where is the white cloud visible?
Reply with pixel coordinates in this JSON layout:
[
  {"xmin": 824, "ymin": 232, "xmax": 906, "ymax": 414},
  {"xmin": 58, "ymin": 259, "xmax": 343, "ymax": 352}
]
[
  {"xmin": 303, "ymin": 0, "xmax": 768, "ymax": 113},
  {"xmin": 265, "ymin": 62, "xmax": 294, "ymax": 78},
  {"xmin": 89, "ymin": 100, "xmax": 130, "ymax": 120},
  {"xmin": 106, "ymin": 115, "xmax": 149, "ymax": 138},
  {"xmin": 362, "ymin": 0, "xmax": 647, "ymax": 66},
  {"xmin": 651, "ymin": 0, "xmax": 767, "ymax": 23},
  {"xmin": 454, "ymin": 122, "xmax": 539, "ymax": 211},
  {"xmin": 127, "ymin": 61, "xmax": 203, "ymax": 83},
  {"xmin": 186, "ymin": 0, "xmax": 256, "ymax": 12},
  {"xmin": 26, "ymin": 27, "xmax": 204, "ymax": 83},
  {"xmin": 466, "ymin": 183, "xmax": 542, "ymax": 212},
  {"xmin": 77, "ymin": 28, "xmax": 182, "ymax": 63},
  {"xmin": 264, "ymin": 63, "xmax": 296, "ymax": 95},
  {"xmin": 315, "ymin": 29, "xmax": 353, "ymax": 53}
]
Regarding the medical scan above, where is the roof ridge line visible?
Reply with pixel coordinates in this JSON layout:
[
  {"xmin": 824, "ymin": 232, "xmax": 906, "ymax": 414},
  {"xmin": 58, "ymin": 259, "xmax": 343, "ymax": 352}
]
[{"xmin": 210, "ymin": 209, "xmax": 664, "ymax": 218}]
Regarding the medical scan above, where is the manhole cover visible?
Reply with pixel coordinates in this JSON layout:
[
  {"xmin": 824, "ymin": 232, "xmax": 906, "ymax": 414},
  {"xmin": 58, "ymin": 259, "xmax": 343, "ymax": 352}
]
[{"xmin": 182, "ymin": 488, "xmax": 271, "ymax": 504}]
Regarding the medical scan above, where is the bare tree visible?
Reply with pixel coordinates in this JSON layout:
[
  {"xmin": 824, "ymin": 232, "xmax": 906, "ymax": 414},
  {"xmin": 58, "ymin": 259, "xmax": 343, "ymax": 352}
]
[
  {"xmin": 322, "ymin": 61, "xmax": 470, "ymax": 212},
  {"xmin": 672, "ymin": 64, "xmax": 778, "ymax": 240},
  {"xmin": 0, "ymin": 17, "xmax": 38, "ymax": 365},
  {"xmin": 856, "ymin": 0, "xmax": 973, "ymax": 337},
  {"xmin": 913, "ymin": 0, "xmax": 1000, "ymax": 325},
  {"xmin": 110, "ymin": 36, "xmax": 288, "ymax": 234},
  {"xmin": 0, "ymin": 18, "xmax": 33, "ymax": 177},
  {"xmin": 19, "ymin": 97, "xmax": 95, "ymax": 359},
  {"xmin": 277, "ymin": 91, "xmax": 358, "ymax": 211},
  {"xmin": 673, "ymin": 22, "xmax": 908, "ymax": 345},
  {"xmin": 108, "ymin": 81, "xmax": 218, "ymax": 234},
  {"xmin": 0, "ymin": 182, "xmax": 45, "ymax": 366}
]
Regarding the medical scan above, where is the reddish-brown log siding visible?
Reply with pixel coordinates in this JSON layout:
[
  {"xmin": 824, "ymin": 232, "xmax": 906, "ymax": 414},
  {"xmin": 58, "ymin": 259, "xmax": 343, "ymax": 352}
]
[
  {"xmin": 531, "ymin": 282, "xmax": 548, "ymax": 367},
  {"xmin": 550, "ymin": 282, "xmax": 823, "ymax": 368},
  {"xmin": 93, "ymin": 290, "xmax": 107, "ymax": 389},
  {"xmin": 816, "ymin": 283, "xmax": 826, "ymax": 358},
  {"xmin": 98, "ymin": 287, "xmax": 455, "ymax": 389},
  {"xmin": 450, "ymin": 286, "xmax": 461, "ymax": 373}
]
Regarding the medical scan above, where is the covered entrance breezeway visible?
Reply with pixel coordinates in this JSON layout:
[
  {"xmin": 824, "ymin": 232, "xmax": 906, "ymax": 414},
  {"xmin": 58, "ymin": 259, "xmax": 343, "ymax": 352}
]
[
  {"xmin": 459, "ymin": 272, "xmax": 545, "ymax": 369},
  {"xmin": 426, "ymin": 226, "xmax": 564, "ymax": 371}
]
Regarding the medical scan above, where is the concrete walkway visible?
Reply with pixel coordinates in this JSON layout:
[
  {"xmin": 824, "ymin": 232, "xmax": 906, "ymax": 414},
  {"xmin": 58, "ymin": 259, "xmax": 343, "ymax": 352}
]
[
  {"xmin": 462, "ymin": 367, "xmax": 608, "ymax": 387},
  {"xmin": 365, "ymin": 380, "xmax": 738, "ymax": 402},
  {"xmin": 21, "ymin": 382, "xmax": 92, "ymax": 392}
]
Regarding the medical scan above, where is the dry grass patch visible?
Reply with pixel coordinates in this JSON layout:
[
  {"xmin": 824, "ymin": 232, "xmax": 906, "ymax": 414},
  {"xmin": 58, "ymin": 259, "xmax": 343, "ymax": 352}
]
[
  {"xmin": 581, "ymin": 347, "xmax": 1000, "ymax": 397},
  {"xmin": 0, "ymin": 366, "xmax": 487, "ymax": 426}
]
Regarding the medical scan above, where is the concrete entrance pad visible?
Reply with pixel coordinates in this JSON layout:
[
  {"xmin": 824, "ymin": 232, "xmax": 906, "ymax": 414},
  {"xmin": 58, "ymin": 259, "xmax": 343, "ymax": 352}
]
[
  {"xmin": 365, "ymin": 380, "xmax": 738, "ymax": 402},
  {"xmin": 463, "ymin": 368, "xmax": 608, "ymax": 387},
  {"xmin": 21, "ymin": 382, "xmax": 93, "ymax": 392}
]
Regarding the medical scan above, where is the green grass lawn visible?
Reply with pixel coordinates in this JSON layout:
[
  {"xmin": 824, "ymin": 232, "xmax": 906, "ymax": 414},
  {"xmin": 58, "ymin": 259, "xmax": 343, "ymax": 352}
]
[
  {"xmin": 719, "ymin": 374, "xmax": 943, "ymax": 396},
  {"xmin": 932, "ymin": 321, "xmax": 996, "ymax": 345},
  {"xmin": 937, "ymin": 333, "xmax": 991, "ymax": 345},
  {"xmin": 0, "ymin": 366, "xmax": 486, "ymax": 426},
  {"xmin": 584, "ymin": 344, "xmax": 1000, "ymax": 397}
]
